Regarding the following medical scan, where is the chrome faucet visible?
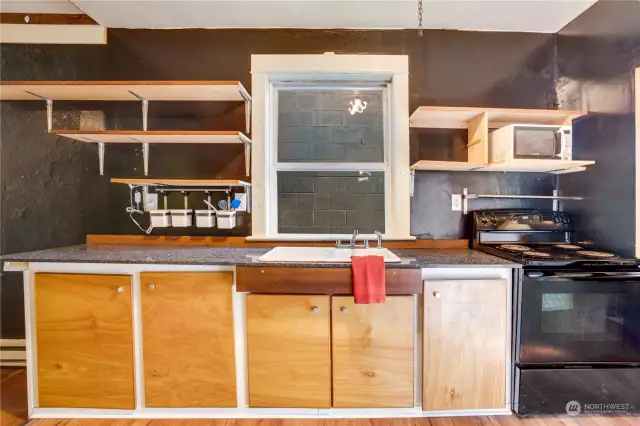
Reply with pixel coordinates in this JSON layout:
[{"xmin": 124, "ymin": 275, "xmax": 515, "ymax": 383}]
[
  {"xmin": 349, "ymin": 229, "xmax": 359, "ymax": 248},
  {"xmin": 335, "ymin": 229, "xmax": 369, "ymax": 249},
  {"xmin": 374, "ymin": 230, "xmax": 383, "ymax": 249}
]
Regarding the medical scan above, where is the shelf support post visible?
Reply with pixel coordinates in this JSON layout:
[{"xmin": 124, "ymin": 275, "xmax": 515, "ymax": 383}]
[
  {"xmin": 142, "ymin": 142, "xmax": 150, "ymax": 176},
  {"xmin": 129, "ymin": 91, "xmax": 149, "ymax": 131},
  {"xmin": 239, "ymin": 88, "xmax": 251, "ymax": 133},
  {"xmin": 246, "ymin": 186, "xmax": 252, "ymax": 213},
  {"xmin": 25, "ymin": 91, "xmax": 53, "ymax": 132},
  {"xmin": 463, "ymin": 188, "xmax": 468, "ymax": 215},
  {"xmin": 98, "ymin": 142, "xmax": 105, "ymax": 176},
  {"xmin": 82, "ymin": 137, "xmax": 106, "ymax": 175},
  {"xmin": 409, "ymin": 170, "xmax": 415, "ymax": 197},
  {"xmin": 239, "ymin": 133, "xmax": 251, "ymax": 177},
  {"xmin": 553, "ymin": 189, "xmax": 559, "ymax": 212},
  {"xmin": 130, "ymin": 137, "xmax": 150, "ymax": 176}
]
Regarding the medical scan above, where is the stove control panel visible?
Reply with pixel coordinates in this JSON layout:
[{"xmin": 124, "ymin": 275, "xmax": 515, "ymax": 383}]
[{"xmin": 474, "ymin": 210, "xmax": 573, "ymax": 231}]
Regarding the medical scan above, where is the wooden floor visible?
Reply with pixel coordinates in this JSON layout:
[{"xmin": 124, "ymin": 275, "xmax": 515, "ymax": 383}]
[{"xmin": 1, "ymin": 368, "xmax": 638, "ymax": 426}]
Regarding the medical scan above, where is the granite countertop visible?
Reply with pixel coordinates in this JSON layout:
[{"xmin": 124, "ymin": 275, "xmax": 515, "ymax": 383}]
[{"xmin": 2, "ymin": 244, "xmax": 520, "ymax": 269}]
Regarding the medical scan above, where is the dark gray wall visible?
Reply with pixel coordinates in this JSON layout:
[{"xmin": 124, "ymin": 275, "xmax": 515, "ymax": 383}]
[
  {"xmin": 557, "ymin": 0, "xmax": 640, "ymax": 257},
  {"xmin": 0, "ymin": 44, "xmax": 115, "ymax": 338},
  {"xmin": 2, "ymin": 15, "xmax": 638, "ymax": 337}
]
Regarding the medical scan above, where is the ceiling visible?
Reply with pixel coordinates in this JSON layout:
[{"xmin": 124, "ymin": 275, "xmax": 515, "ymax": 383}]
[{"xmin": 1, "ymin": 0, "xmax": 600, "ymax": 33}]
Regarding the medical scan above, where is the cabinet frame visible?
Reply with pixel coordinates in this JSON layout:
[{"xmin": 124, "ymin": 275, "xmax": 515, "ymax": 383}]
[{"xmin": 15, "ymin": 261, "xmax": 514, "ymax": 419}]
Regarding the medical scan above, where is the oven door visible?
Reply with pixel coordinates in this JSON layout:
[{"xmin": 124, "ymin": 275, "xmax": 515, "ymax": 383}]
[
  {"xmin": 517, "ymin": 270, "xmax": 640, "ymax": 365},
  {"xmin": 513, "ymin": 126, "xmax": 564, "ymax": 159}
]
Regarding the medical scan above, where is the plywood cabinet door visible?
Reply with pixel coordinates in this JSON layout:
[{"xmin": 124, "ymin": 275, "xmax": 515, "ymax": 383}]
[
  {"xmin": 332, "ymin": 296, "xmax": 415, "ymax": 408},
  {"xmin": 423, "ymin": 279, "xmax": 508, "ymax": 411},
  {"xmin": 141, "ymin": 272, "xmax": 236, "ymax": 407},
  {"xmin": 34, "ymin": 273, "xmax": 135, "ymax": 409},
  {"xmin": 246, "ymin": 294, "xmax": 331, "ymax": 408}
]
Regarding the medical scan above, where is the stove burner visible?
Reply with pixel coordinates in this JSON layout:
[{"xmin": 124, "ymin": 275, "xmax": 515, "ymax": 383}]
[
  {"xmin": 522, "ymin": 251, "xmax": 553, "ymax": 258},
  {"xmin": 554, "ymin": 244, "xmax": 583, "ymax": 250},
  {"xmin": 499, "ymin": 244, "xmax": 532, "ymax": 253},
  {"xmin": 576, "ymin": 250, "xmax": 617, "ymax": 259}
]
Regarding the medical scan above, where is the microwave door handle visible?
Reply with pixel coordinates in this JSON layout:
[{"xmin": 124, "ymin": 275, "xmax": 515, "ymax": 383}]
[{"xmin": 554, "ymin": 129, "xmax": 563, "ymax": 158}]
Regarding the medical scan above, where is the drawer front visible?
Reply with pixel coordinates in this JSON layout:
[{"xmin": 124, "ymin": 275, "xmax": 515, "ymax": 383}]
[{"xmin": 236, "ymin": 266, "xmax": 421, "ymax": 294}]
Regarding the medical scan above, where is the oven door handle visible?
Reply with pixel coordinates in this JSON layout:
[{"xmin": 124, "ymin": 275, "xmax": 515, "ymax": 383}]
[{"xmin": 526, "ymin": 271, "xmax": 640, "ymax": 279}]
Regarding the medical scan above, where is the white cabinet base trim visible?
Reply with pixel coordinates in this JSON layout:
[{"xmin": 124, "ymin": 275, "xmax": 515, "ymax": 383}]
[{"xmin": 30, "ymin": 407, "xmax": 511, "ymax": 419}]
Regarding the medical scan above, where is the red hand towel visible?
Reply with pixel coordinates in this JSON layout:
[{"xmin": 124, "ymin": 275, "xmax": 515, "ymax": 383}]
[{"xmin": 351, "ymin": 255, "xmax": 386, "ymax": 304}]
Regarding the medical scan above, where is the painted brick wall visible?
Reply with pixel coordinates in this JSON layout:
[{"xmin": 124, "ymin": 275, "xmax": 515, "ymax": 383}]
[{"xmin": 277, "ymin": 171, "xmax": 385, "ymax": 234}]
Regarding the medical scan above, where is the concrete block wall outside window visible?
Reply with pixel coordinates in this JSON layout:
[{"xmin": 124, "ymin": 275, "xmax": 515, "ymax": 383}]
[
  {"xmin": 278, "ymin": 91, "xmax": 384, "ymax": 163},
  {"xmin": 278, "ymin": 171, "xmax": 385, "ymax": 234},
  {"xmin": 276, "ymin": 89, "xmax": 386, "ymax": 234}
]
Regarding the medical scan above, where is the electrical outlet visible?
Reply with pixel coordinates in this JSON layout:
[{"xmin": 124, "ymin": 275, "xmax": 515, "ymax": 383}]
[
  {"xmin": 234, "ymin": 193, "xmax": 247, "ymax": 211},
  {"xmin": 451, "ymin": 194, "xmax": 462, "ymax": 211},
  {"xmin": 145, "ymin": 193, "xmax": 158, "ymax": 212}
]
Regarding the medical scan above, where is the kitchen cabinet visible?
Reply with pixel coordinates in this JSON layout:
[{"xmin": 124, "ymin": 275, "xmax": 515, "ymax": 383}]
[
  {"xmin": 332, "ymin": 296, "xmax": 414, "ymax": 408},
  {"xmin": 140, "ymin": 272, "xmax": 236, "ymax": 407},
  {"xmin": 246, "ymin": 294, "xmax": 331, "ymax": 408},
  {"xmin": 34, "ymin": 273, "xmax": 135, "ymax": 409},
  {"xmin": 422, "ymin": 279, "xmax": 508, "ymax": 411}
]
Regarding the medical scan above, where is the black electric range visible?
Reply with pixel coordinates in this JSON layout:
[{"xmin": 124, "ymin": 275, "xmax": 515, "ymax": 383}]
[{"xmin": 472, "ymin": 209, "xmax": 640, "ymax": 417}]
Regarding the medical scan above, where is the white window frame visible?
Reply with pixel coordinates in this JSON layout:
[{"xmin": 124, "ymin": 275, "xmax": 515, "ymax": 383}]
[{"xmin": 249, "ymin": 54, "xmax": 412, "ymax": 241}]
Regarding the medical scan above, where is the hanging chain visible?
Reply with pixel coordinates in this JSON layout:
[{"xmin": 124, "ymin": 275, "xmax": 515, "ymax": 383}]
[{"xmin": 418, "ymin": 0, "xmax": 423, "ymax": 36}]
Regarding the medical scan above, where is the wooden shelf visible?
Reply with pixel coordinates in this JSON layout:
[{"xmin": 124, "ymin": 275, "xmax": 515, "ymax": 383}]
[
  {"xmin": 52, "ymin": 130, "xmax": 250, "ymax": 144},
  {"xmin": 484, "ymin": 160, "xmax": 594, "ymax": 174},
  {"xmin": 410, "ymin": 106, "xmax": 587, "ymax": 129},
  {"xmin": 410, "ymin": 160, "xmax": 595, "ymax": 174},
  {"xmin": 110, "ymin": 178, "xmax": 251, "ymax": 188},
  {"xmin": 411, "ymin": 161, "xmax": 486, "ymax": 171},
  {"xmin": 0, "ymin": 81, "xmax": 250, "ymax": 102}
]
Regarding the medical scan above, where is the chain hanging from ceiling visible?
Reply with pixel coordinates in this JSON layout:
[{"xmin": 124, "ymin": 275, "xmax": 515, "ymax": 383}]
[{"xmin": 418, "ymin": 0, "xmax": 423, "ymax": 36}]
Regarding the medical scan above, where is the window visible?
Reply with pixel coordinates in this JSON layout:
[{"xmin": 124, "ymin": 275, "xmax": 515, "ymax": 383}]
[
  {"xmin": 250, "ymin": 54, "xmax": 411, "ymax": 240},
  {"xmin": 275, "ymin": 86, "xmax": 387, "ymax": 235}
]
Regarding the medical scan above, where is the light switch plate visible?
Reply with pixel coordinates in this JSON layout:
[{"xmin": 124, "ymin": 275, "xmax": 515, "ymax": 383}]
[
  {"xmin": 451, "ymin": 194, "xmax": 462, "ymax": 211},
  {"xmin": 234, "ymin": 193, "xmax": 247, "ymax": 211}
]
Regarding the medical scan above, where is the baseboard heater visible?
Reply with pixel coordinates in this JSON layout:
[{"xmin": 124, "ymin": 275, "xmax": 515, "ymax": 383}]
[{"xmin": 0, "ymin": 339, "xmax": 26, "ymax": 367}]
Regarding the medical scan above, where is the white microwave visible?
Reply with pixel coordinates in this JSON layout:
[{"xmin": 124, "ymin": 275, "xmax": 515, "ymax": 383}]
[{"xmin": 489, "ymin": 124, "xmax": 572, "ymax": 163}]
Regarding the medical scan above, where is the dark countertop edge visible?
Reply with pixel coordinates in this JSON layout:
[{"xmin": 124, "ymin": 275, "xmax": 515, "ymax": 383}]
[{"xmin": 1, "ymin": 245, "xmax": 521, "ymax": 269}]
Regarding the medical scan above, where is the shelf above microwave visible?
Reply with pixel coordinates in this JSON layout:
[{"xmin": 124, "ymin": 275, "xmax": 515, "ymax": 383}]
[
  {"xmin": 409, "ymin": 106, "xmax": 588, "ymax": 129},
  {"xmin": 410, "ymin": 159, "xmax": 595, "ymax": 174}
]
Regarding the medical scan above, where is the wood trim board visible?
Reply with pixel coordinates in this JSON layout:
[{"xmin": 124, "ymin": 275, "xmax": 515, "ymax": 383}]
[
  {"xmin": 110, "ymin": 179, "xmax": 251, "ymax": 187},
  {"xmin": 0, "ymin": 81, "xmax": 250, "ymax": 101},
  {"xmin": 52, "ymin": 130, "xmax": 249, "ymax": 144},
  {"xmin": 86, "ymin": 235, "xmax": 469, "ymax": 249},
  {"xmin": 0, "ymin": 13, "xmax": 98, "ymax": 25},
  {"xmin": 409, "ymin": 106, "xmax": 587, "ymax": 129},
  {"xmin": 236, "ymin": 266, "xmax": 422, "ymax": 294}
]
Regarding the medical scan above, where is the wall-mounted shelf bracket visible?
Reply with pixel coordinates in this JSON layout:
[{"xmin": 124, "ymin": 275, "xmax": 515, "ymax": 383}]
[
  {"xmin": 239, "ymin": 87, "xmax": 252, "ymax": 133},
  {"xmin": 112, "ymin": 179, "xmax": 252, "ymax": 213},
  {"xmin": 461, "ymin": 187, "xmax": 584, "ymax": 215},
  {"xmin": 409, "ymin": 170, "xmax": 415, "ymax": 197},
  {"xmin": 239, "ymin": 133, "xmax": 252, "ymax": 177},
  {"xmin": 25, "ymin": 91, "xmax": 53, "ymax": 132},
  {"xmin": 82, "ymin": 137, "xmax": 106, "ymax": 175},
  {"xmin": 128, "ymin": 91, "xmax": 149, "ymax": 131},
  {"xmin": 130, "ymin": 137, "xmax": 150, "ymax": 176}
]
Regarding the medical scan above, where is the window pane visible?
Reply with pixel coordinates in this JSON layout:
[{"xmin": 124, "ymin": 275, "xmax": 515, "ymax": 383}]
[
  {"xmin": 278, "ymin": 171, "xmax": 385, "ymax": 234},
  {"xmin": 278, "ymin": 90, "xmax": 384, "ymax": 163}
]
